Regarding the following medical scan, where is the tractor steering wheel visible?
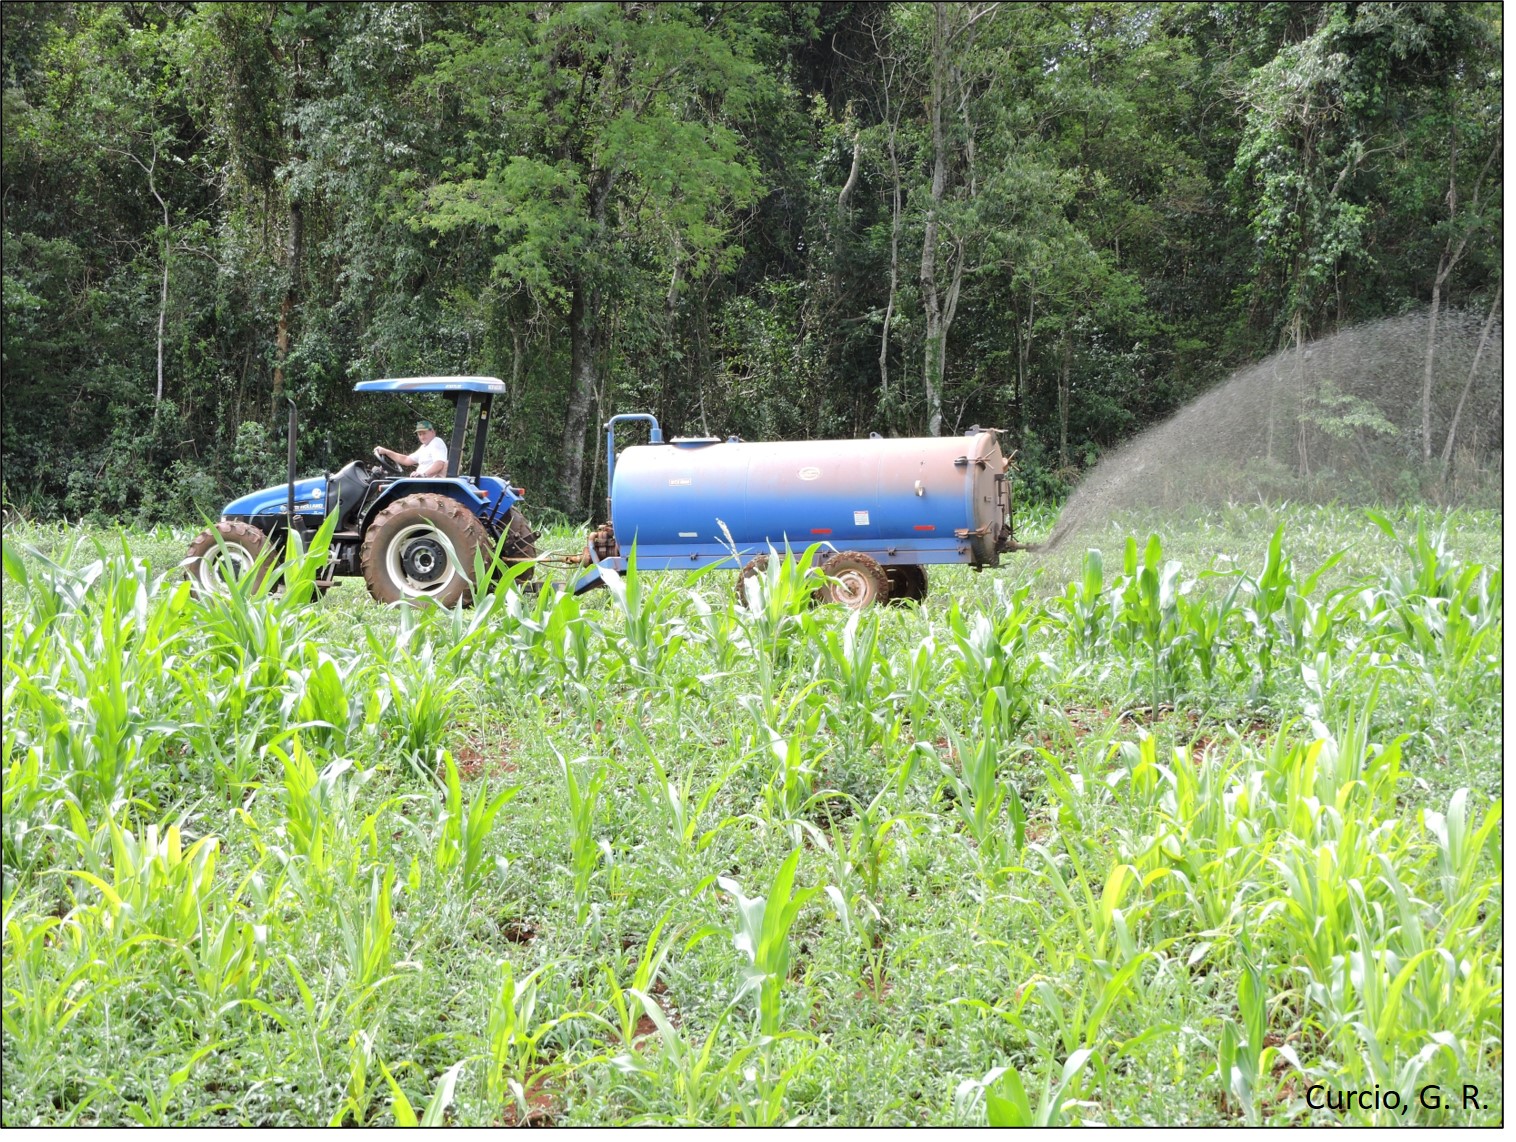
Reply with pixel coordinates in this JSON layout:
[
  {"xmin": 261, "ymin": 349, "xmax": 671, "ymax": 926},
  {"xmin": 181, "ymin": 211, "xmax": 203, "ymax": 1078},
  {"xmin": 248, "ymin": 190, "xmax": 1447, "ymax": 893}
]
[{"xmin": 373, "ymin": 448, "xmax": 406, "ymax": 477}]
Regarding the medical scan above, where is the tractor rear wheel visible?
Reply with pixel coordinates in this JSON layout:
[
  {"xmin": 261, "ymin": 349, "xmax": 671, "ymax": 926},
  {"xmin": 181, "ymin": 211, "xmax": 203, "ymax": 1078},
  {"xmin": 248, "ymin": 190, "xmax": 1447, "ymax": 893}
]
[
  {"xmin": 361, "ymin": 493, "xmax": 487, "ymax": 606},
  {"xmin": 885, "ymin": 563, "xmax": 929, "ymax": 605},
  {"xmin": 821, "ymin": 551, "xmax": 891, "ymax": 610},
  {"xmin": 184, "ymin": 520, "xmax": 271, "ymax": 598},
  {"xmin": 499, "ymin": 508, "xmax": 538, "ymax": 585}
]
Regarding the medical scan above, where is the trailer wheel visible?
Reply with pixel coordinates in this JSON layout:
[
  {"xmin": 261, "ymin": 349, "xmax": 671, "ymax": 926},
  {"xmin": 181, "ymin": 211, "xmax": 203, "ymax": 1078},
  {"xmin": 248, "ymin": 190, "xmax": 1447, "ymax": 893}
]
[
  {"xmin": 885, "ymin": 563, "xmax": 929, "ymax": 605},
  {"xmin": 361, "ymin": 493, "xmax": 487, "ymax": 606},
  {"xmin": 734, "ymin": 554, "xmax": 771, "ymax": 608},
  {"xmin": 821, "ymin": 551, "xmax": 891, "ymax": 610},
  {"xmin": 184, "ymin": 520, "xmax": 272, "ymax": 598}
]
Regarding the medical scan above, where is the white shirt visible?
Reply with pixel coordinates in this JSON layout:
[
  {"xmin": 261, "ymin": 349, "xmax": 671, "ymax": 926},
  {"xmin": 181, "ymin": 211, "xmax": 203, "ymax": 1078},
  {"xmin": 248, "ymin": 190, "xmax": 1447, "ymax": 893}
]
[{"xmin": 409, "ymin": 435, "xmax": 448, "ymax": 474}]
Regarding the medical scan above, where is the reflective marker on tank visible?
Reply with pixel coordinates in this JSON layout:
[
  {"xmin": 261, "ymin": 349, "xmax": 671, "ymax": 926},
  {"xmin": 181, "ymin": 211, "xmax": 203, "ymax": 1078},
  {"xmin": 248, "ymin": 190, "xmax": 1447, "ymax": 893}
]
[
  {"xmin": 811, "ymin": 528, "xmax": 832, "ymax": 535},
  {"xmin": 915, "ymin": 525, "xmax": 936, "ymax": 531},
  {"xmin": 679, "ymin": 531, "xmax": 698, "ymax": 538}
]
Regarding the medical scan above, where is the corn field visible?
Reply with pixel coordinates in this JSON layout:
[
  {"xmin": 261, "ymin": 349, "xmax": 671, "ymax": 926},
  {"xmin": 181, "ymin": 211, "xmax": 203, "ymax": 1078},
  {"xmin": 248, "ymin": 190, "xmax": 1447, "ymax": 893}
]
[{"xmin": 1, "ymin": 505, "xmax": 1501, "ymax": 1125}]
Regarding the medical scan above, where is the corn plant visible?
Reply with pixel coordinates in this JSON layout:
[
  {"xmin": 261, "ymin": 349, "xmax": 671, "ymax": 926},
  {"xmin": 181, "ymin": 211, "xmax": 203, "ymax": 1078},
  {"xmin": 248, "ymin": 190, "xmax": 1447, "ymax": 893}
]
[
  {"xmin": 434, "ymin": 752, "xmax": 519, "ymax": 898},
  {"xmin": 598, "ymin": 547, "xmax": 694, "ymax": 682},
  {"xmin": 66, "ymin": 819, "xmax": 221, "ymax": 944},
  {"xmin": 941, "ymin": 689, "xmax": 1027, "ymax": 881},
  {"xmin": 636, "ymin": 746, "xmax": 742, "ymax": 867},
  {"xmin": 1237, "ymin": 524, "xmax": 1345, "ymax": 689},
  {"xmin": 559, "ymin": 753, "xmax": 611, "ymax": 924},
  {"xmin": 479, "ymin": 961, "xmax": 601, "ymax": 1119},
  {"xmin": 710, "ymin": 847, "xmax": 825, "ymax": 1036},
  {"xmin": 732, "ymin": 542, "xmax": 827, "ymax": 698},
  {"xmin": 610, "ymin": 998, "xmax": 773, "ymax": 1125},
  {"xmin": 335, "ymin": 862, "xmax": 398, "ymax": 1004},
  {"xmin": 380, "ymin": 648, "xmax": 468, "ymax": 779},
  {"xmin": 956, "ymin": 1048, "xmax": 1095, "ymax": 1126},
  {"xmin": 601, "ymin": 908, "xmax": 680, "ymax": 1049},
  {"xmin": 1053, "ymin": 549, "xmax": 1112, "ymax": 660},
  {"xmin": 945, "ymin": 582, "xmax": 1043, "ymax": 734}
]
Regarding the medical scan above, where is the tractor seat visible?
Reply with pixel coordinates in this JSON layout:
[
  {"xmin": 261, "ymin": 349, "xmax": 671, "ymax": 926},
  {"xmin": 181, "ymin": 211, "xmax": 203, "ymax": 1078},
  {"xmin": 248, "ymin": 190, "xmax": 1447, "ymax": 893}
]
[{"xmin": 326, "ymin": 461, "xmax": 374, "ymax": 530}]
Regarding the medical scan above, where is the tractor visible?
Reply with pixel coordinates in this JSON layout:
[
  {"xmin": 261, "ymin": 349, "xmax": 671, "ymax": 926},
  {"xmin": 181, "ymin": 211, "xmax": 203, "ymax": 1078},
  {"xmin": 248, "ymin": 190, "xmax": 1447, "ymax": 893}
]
[{"xmin": 185, "ymin": 377, "xmax": 536, "ymax": 604}]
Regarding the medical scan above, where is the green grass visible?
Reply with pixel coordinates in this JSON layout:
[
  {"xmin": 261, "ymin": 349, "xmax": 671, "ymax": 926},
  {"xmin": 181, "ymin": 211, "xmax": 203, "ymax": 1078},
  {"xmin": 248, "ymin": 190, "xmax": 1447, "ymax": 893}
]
[{"xmin": 1, "ymin": 503, "xmax": 1502, "ymax": 1125}]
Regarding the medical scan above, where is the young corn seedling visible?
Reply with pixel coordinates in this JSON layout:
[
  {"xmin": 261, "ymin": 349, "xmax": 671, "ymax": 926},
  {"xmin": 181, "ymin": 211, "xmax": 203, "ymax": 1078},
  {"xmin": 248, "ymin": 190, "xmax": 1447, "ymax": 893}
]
[
  {"xmin": 434, "ymin": 752, "xmax": 519, "ymax": 898},
  {"xmin": 480, "ymin": 960, "xmax": 603, "ymax": 1120},
  {"xmin": 709, "ymin": 847, "xmax": 828, "ymax": 1036},
  {"xmin": 380, "ymin": 648, "xmax": 469, "ymax": 781},
  {"xmin": 65, "ymin": 818, "xmax": 221, "ymax": 944},
  {"xmin": 267, "ymin": 737, "xmax": 357, "ymax": 883},
  {"xmin": 601, "ymin": 907, "xmax": 680, "ymax": 1049},
  {"xmin": 941, "ymin": 689, "xmax": 1027, "ymax": 882},
  {"xmin": 559, "ymin": 753, "xmax": 612, "ymax": 925},
  {"xmin": 1112, "ymin": 533, "xmax": 1191, "ymax": 709},
  {"xmin": 1053, "ymin": 548, "xmax": 1112, "ymax": 660},
  {"xmin": 732, "ymin": 542, "xmax": 828, "ymax": 698},
  {"xmin": 945, "ymin": 583, "xmax": 1042, "ymax": 735},
  {"xmin": 637, "ymin": 745, "xmax": 743, "ymax": 868},
  {"xmin": 599, "ymin": 547, "xmax": 692, "ymax": 682},
  {"xmin": 336, "ymin": 862, "xmax": 399, "ymax": 1008},
  {"xmin": 287, "ymin": 646, "xmax": 375, "ymax": 756},
  {"xmin": 611, "ymin": 998, "xmax": 770, "ymax": 1125},
  {"xmin": 956, "ymin": 1047, "xmax": 1096, "ymax": 1126}
]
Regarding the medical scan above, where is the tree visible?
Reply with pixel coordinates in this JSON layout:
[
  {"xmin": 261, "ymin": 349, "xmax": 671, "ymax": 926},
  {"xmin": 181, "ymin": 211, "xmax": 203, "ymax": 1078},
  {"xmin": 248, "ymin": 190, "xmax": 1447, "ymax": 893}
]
[{"xmin": 409, "ymin": 4, "xmax": 770, "ymax": 515}]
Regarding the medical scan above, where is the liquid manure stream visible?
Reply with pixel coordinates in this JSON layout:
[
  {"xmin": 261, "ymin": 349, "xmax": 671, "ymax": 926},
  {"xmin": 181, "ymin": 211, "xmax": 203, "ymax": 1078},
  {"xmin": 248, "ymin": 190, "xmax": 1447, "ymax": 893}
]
[{"xmin": 1042, "ymin": 308, "xmax": 1502, "ymax": 550}]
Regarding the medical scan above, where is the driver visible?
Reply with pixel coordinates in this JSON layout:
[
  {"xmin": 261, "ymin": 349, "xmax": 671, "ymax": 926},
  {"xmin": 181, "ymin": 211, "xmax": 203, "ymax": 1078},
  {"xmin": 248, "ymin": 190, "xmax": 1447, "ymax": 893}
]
[{"xmin": 375, "ymin": 420, "xmax": 447, "ymax": 478}]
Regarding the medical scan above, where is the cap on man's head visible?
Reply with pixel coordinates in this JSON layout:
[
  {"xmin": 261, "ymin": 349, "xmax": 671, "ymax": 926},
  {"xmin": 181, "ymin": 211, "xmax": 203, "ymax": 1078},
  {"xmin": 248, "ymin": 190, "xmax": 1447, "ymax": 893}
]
[{"xmin": 416, "ymin": 420, "xmax": 435, "ymax": 432}]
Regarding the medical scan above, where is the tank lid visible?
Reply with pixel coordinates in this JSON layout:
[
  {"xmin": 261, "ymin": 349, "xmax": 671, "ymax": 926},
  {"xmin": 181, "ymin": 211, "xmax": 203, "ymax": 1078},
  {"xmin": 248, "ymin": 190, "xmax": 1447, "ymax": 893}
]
[{"xmin": 671, "ymin": 436, "xmax": 723, "ymax": 447}]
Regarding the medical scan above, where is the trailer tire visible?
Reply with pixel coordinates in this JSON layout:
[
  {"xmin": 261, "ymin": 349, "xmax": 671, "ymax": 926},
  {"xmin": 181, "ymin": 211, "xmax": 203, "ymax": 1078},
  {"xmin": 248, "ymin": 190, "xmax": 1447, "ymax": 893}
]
[
  {"xmin": 361, "ymin": 493, "xmax": 487, "ymax": 607},
  {"xmin": 821, "ymin": 551, "xmax": 891, "ymax": 610},
  {"xmin": 885, "ymin": 563, "xmax": 929, "ymax": 605},
  {"xmin": 185, "ymin": 520, "xmax": 272, "ymax": 598},
  {"xmin": 735, "ymin": 554, "xmax": 771, "ymax": 608}
]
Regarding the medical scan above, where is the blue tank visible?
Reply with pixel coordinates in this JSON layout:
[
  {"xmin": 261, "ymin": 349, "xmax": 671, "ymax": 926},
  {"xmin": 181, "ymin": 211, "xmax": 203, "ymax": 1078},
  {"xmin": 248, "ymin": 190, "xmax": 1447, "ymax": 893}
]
[{"xmin": 585, "ymin": 415, "xmax": 1014, "ymax": 576}]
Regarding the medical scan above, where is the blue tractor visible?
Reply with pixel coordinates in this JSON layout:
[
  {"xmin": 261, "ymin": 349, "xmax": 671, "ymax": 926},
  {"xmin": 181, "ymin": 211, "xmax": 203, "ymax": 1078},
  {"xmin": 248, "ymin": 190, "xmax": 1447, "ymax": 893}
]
[{"xmin": 185, "ymin": 377, "xmax": 536, "ymax": 604}]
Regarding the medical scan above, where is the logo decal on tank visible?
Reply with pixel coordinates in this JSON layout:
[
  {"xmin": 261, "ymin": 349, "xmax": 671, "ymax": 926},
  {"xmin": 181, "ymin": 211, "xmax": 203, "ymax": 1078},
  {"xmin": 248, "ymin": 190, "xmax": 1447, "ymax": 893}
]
[
  {"xmin": 668, "ymin": 478, "xmax": 692, "ymax": 486},
  {"xmin": 797, "ymin": 467, "xmax": 821, "ymax": 481}
]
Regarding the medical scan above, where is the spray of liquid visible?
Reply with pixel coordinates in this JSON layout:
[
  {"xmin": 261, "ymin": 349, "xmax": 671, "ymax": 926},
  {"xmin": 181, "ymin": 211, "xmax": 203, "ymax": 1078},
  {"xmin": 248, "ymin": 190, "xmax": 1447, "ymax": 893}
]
[{"xmin": 1042, "ymin": 308, "xmax": 1502, "ymax": 550}]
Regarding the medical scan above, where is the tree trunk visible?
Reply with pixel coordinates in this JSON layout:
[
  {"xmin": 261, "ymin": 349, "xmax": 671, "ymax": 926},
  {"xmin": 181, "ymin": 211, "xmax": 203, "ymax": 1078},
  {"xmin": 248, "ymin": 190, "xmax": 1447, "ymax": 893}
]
[
  {"xmin": 560, "ymin": 278, "xmax": 599, "ymax": 517},
  {"xmin": 1423, "ymin": 126, "xmax": 1501, "ymax": 463},
  {"xmin": 272, "ymin": 199, "xmax": 304, "ymax": 410},
  {"xmin": 919, "ymin": 6, "xmax": 950, "ymax": 437},
  {"xmin": 1440, "ymin": 279, "xmax": 1501, "ymax": 475},
  {"xmin": 879, "ymin": 107, "xmax": 901, "ymax": 400},
  {"xmin": 1420, "ymin": 270, "xmax": 1444, "ymax": 465},
  {"xmin": 1058, "ymin": 326, "xmax": 1073, "ymax": 469}
]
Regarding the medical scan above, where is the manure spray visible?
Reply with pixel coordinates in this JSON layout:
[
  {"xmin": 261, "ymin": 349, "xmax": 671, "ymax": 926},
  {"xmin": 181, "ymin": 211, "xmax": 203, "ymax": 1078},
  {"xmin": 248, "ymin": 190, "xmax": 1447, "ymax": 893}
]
[{"xmin": 1042, "ymin": 308, "xmax": 1502, "ymax": 550}]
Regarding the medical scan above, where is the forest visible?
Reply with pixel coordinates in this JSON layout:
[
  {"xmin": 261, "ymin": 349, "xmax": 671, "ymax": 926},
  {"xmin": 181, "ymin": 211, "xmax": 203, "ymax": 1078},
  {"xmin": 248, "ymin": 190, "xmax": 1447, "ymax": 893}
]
[{"xmin": 1, "ymin": 1, "xmax": 1502, "ymax": 524}]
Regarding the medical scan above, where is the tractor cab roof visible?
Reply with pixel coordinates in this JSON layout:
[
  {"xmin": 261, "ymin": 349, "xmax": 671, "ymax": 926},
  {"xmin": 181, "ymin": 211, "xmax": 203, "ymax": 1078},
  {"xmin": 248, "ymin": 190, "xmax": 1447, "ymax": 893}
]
[{"xmin": 354, "ymin": 376, "xmax": 507, "ymax": 395}]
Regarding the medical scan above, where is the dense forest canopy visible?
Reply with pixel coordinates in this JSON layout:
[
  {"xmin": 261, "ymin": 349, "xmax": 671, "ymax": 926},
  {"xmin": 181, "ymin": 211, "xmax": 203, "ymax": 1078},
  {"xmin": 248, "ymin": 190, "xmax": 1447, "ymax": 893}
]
[{"xmin": 1, "ymin": 1, "xmax": 1502, "ymax": 524}]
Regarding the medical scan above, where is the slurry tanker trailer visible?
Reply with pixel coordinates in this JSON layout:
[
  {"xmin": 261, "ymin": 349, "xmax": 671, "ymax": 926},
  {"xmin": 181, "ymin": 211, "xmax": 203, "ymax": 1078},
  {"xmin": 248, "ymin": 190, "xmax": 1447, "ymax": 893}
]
[{"xmin": 186, "ymin": 378, "xmax": 1028, "ymax": 609}]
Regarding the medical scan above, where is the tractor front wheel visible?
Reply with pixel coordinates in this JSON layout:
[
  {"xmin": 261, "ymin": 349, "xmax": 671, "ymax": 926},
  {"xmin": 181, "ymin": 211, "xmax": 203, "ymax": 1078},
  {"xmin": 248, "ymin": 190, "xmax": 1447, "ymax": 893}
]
[
  {"xmin": 184, "ymin": 520, "xmax": 271, "ymax": 598},
  {"xmin": 361, "ymin": 493, "xmax": 487, "ymax": 606},
  {"xmin": 821, "ymin": 551, "xmax": 891, "ymax": 610}
]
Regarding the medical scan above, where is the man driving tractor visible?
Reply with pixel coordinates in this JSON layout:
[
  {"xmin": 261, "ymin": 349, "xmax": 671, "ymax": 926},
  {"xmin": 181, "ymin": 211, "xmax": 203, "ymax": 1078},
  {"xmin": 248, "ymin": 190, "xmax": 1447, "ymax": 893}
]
[{"xmin": 375, "ymin": 419, "xmax": 447, "ymax": 478}]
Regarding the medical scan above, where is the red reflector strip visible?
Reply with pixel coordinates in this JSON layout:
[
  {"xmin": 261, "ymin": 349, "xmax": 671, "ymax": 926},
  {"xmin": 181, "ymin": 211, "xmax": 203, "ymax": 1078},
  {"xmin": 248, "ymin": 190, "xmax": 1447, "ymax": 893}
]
[
  {"xmin": 811, "ymin": 528, "xmax": 832, "ymax": 535},
  {"xmin": 914, "ymin": 524, "xmax": 936, "ymax": 531}
]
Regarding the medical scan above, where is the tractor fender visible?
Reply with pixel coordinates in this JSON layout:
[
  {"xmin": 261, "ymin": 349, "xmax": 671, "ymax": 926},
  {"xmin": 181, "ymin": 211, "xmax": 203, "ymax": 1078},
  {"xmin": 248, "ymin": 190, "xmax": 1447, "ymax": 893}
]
[{"xmin": 360, "ymin": 479, "xmax": 485, "ymax": 532}]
